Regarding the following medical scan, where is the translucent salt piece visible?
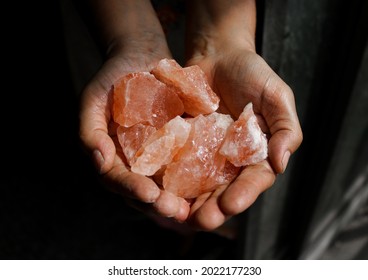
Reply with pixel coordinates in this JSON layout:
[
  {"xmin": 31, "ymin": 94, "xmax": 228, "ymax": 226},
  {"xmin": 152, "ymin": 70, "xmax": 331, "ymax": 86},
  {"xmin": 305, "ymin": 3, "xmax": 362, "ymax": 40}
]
[
  {"xmin": 163, "ymin": 112, "xmax": 234, "ymax": 198},
  {"xmin": 112, "ymin": 72, "xmax": 184, "ymax": 128},
  {"xmin": 206, "ymin": 158, "xmax": 241, "ymax": 189},
  {"xmin": 131, "ymin": 116, "xmax": 191, "ymax": 176},
  {"xmin": 117, "ymin": 124, "xmax": 156, "ymax": 166},
  {"xmin": 151, "ymin": 58, "xmax": 220, "ymax": 117},
  {"xmin": 219, "ymin": 102, "xmax": 268, "ymax": 167},
  {"xmin": 112, "ymin": 60, "xmax": 269, "ymax": 199},
  {"xmin": 204, "ymin": 113, "xmax": 240, "ymax": 187}
]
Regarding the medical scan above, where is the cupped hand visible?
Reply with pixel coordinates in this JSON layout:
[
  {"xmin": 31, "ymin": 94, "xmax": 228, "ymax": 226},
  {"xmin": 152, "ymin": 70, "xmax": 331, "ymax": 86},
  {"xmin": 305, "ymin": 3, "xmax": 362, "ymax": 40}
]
[
  {"xmin": 185, "ymin": 48, "xmax": 303, "ymax": 230},
  {"xmin": 79, "ymin": 48, "xmax": 191, "ymax": 224}
]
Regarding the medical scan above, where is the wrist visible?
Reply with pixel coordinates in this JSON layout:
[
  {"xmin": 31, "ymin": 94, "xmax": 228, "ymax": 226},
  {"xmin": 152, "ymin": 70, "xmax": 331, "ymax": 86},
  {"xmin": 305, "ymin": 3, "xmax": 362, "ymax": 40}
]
[
  {"xmin": 106, "ymin": 31, "xmax": 171, "ymax": 61},
  {"xmin": 187, "ymin": 30, "xmax": 256, "ymax": 60},
  {"xmin": 185, "ymin": 0, "xmax": 256, "ymax": 59},
  {"xmin": 84, "ymin": 0, "xmax": 171, "ymax": 60}
]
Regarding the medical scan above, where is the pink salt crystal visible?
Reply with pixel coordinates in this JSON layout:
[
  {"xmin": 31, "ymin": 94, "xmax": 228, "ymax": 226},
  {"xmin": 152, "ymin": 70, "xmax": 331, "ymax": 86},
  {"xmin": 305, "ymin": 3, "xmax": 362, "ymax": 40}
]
[
  {"xmin": 151, "ymin": 58, "xmax": 220, "ymax": 117},
  {"xmin": 204, "ymin": 113, "xmax": 239, "ymax": 187},
  {"xmin": 207, "ymin": 159, "xmax": 241, "ymax": 188},
  {"xmin": 117, "ymin": 124, "xmax": 156, "ymax": 166},
  {"xmin": 219, "ymin": 102, "xmax": 268, "ymax": 167},
  {"xmin": 163, "ymin": 112, "xmax": 234, "ymax": 198},
  {"xmin": 112, "ymin": 72, "xmax": 184, "ymax": 128},
  {"xmin": 131, "ymin": 116, "xmax": 191, "ymax": 176}
]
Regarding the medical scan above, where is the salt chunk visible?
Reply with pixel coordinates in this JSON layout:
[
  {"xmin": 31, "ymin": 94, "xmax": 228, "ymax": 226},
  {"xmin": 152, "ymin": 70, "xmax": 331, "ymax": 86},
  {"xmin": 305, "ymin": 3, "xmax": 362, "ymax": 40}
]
[
  {"xmin": 219, "ymin": 103, "xmax": 268, "ymax": 167},
  {"xmin": 163, "ymin": 112, "xmax": 235, "ymax": 198},
  {"xmin": 131, "ymin": 116, "xmax": 191, "ymax": 176},
  {"xmin": 151, "ymin": 58, "xmax": 220, "ymax": 117},
  {"xmin": 113, "ymin": 72, "xmax": 184, "ymax": 128},
  {"xmin": 117, "ymin": 124, "xmax": 156, "ymax": 166}
]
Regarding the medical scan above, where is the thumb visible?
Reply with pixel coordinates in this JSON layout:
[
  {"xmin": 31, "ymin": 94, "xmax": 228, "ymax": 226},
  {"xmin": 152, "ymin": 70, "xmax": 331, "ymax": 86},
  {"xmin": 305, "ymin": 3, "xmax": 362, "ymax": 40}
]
[
  {"xmin": 268, "ymin": 127, "xmax": 302, "ymax": 174},
  {"xmin": 79, "ymin": 86, "xmax": 116, "ymax": 174},
  {"xmin": 262, "ymin": 80, "xmax": 303, "ymax": 174}
]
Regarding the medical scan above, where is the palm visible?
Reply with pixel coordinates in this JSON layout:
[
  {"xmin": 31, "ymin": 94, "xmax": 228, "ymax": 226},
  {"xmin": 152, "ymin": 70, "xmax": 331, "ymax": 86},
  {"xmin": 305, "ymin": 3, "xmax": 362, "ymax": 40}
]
[
  {"xmin": 184, "ymin": 49, "xmax": 301, "ymax": 230},
  {"xmin": 79, "ymin": 49, "xmax": 301, "ymax": 232},
  {"xmin": 79, "ymin": 55, "xmax": 191, "ymax": 224}
]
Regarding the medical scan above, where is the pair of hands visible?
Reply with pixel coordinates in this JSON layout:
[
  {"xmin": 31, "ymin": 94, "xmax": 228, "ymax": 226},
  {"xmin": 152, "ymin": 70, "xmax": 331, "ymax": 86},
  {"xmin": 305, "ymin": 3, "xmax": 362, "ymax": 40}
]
[{"xmin": 79, "ymin": 36, "xmax": 302, "ymax": 232}]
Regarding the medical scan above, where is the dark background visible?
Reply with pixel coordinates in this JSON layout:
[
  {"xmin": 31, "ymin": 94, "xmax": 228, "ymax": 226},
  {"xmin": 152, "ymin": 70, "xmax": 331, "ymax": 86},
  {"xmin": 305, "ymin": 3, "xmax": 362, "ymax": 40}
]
[
  {"xmin": 2, "ymin": 0, "xmax": 368, "ymax": 260},
  {"xmin": 1, "ymin": 1, "xmax": 236, "ymax": 260}
]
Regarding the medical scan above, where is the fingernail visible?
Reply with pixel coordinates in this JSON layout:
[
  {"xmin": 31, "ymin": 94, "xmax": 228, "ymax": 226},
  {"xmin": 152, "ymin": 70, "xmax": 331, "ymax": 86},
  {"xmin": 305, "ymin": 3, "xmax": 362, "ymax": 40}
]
[
  {"xmin": 282, "ymin": 150, "xmax": 291, "ymax": 173},
  {"xmin": 92, "ymin": 149, "xmax": 104, "ymax": 174},
  {"xmin": 175, "ymin": 198, "xmax": 190, "ymax": 223},
  {"xmin": 147, "ymin": 188, "xmax": 161, "ymax": 203}
]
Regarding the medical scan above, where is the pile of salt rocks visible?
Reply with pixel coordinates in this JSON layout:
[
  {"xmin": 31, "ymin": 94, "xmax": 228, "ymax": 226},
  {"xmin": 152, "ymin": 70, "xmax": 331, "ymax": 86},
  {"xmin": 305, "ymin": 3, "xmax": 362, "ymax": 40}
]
[{"xmin": 112, "ymin": 58, "xmax": 268, "ymax": 199}]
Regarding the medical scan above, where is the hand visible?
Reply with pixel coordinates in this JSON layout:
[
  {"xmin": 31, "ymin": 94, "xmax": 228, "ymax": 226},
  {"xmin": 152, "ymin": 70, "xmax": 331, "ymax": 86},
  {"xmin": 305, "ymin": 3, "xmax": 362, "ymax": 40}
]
[
  {"xmin": 79, "ymin": 46, "xmax": 191, "ymax": 225},
  {"xmin": 184, "ymin": 47, "xmax": 303, "ymax": 230}
]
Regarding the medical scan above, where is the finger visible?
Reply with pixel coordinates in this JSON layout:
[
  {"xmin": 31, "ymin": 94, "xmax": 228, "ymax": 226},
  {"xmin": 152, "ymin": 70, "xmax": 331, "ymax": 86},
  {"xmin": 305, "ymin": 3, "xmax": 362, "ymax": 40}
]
[
  {"xmin": 268, "ymin": 125, "xmax": 302, "ymax": 174},
  {"xmin": 102, "ymin": 159, "xmax": 161, "ymax": 203},
  {"xmin": 124, "ymin": 191, "xmax": 190, "ymax": 225},
  {"xmin": 188, "ymin": 185, "xmax": 231, "ymax": 231},
  {"xmin": 153, "ymin": 190, "xmax": 190, "ymax": 221},
  {"xmin": 220, "ymin": 160, "xmax": 276, "ymax": 215},
  {"xmin": 174, "ymin": 197, "xmax": 191, "ymax": 222},
  {"xmin": 79, "ymin": 83, "xmax": 116, "ymax": 174},
  {"xmin": 260, "ymin": 77, "xmax": 303, "ymax": 173}
]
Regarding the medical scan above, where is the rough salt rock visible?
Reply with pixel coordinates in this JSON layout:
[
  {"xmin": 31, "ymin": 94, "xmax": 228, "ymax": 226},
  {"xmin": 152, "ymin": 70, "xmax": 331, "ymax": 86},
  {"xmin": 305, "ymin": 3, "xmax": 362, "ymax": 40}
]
[
  {"xmin": 205, "ymin": 158, "xmax": 241, "ymax": 191},
  {"xmin": 112, "ymin": 58, "xmax": 269, "ymax": 199},
  {"xmin": 113, "ymin": 72, "xmax": 184, "ymax": 128},
  {"xmin": 219, "ymin": 103, "xmax": 268, "ymax": 167},
  {"xmin": 151, "ymin": 58, "xmax": 220, "ymax": 117},
  {"xmin": 117, "ymin": 124, "xmax": 157, "ymax": 166},
  {"xmin": 163, "ymin": 112, "xmax": 238, "ymax": 198},
  {"xmin": 131, "ymin": 116, "xmax": 191, "ymax": 176}
]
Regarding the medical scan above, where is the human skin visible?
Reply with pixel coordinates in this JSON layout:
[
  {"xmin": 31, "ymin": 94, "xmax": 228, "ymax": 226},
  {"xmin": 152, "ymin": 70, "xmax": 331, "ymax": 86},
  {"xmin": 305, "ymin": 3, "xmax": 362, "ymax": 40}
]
[
  {"xmin": 78, "ymin": 0, "xmax": 190, "ymax": 222},
  {"xmin": 77, "ymin": 0, "xmax": 303, "ymax": 231},
  {"xmin": 184, "ymin": 0, "xmax": 303, "ymax": 230}
]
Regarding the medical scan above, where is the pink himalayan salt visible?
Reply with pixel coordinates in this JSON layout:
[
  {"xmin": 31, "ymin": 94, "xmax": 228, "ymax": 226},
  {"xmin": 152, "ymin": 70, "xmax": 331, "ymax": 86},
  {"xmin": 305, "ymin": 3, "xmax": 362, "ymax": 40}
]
[
  {"xmin": 151, "ymin": 58, "xmax": 220, "ymax": 117},
  {"xmin": 163, "ymin": 112, "xmax": 239, "ymax": 199},
  {"xmin": 219, "ymin": 103, "xmax": 268, "ymax": 167},
  {"xmin": 112, "ymin": 72, "xmax": 184, "ymax": 128},
  {"xmin": 112, "ymin": 58, "xmax": 268, "ymax": 199},
  {"xmin": 117, "ymin": 124, "xmax": 157, "ymax": 166},
  {"xmin": 131, "ymin": 116, "xmax": 191, "ymax": 176},
  {"xmin": 206, "ymin": 158, "xmax": 241, "ymax": 190}
]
